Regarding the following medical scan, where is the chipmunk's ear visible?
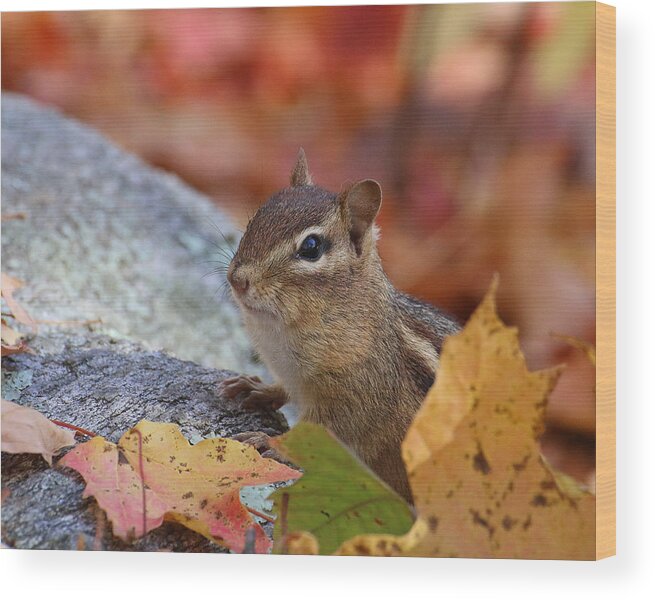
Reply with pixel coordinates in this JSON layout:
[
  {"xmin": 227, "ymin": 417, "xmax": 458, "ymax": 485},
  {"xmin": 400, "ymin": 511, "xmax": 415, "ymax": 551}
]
[
  {"xmin": 290, "ymin": 148, "xmax": 313, "ymax": 187},
  {"xmin": 339, "ymin": 179, "xmax": 382, "ymax": 256}
]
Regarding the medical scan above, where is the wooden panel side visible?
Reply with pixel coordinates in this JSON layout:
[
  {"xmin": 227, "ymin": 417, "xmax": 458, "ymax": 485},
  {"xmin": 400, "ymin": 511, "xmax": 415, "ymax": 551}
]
[{"xmin": 595, "ymin": 1, "xmax": 616, "ymax": 560}]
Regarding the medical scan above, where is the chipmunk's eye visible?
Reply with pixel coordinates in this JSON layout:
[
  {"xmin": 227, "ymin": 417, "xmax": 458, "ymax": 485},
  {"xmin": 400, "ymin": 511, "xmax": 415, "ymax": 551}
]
[{"xmin": 297, "ymin": 234, "xmax": 323, "ymax": 261}]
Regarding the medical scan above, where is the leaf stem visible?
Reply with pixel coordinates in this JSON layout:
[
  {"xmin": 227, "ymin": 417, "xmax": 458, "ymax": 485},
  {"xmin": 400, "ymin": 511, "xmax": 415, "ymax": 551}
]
[
  {"xmin": 134, "ymin": 428, "xmax": 147, "ymax": 537},
  {"xmin": 51, "ymin": 419, "xmax": 97, "ymax": 438},
  {"xmin": 245, "ymin": 506, "xmax": 275, "ymax": 523},
  {"xmin": 279, "ymin": 492, "xmax": 290, "ymax": 554}
]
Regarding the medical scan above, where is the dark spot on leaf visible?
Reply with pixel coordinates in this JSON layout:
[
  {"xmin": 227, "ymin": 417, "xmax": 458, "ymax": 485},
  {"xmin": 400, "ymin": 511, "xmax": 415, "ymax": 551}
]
[
  {"xmin": 427, "ymin": 516, "xmax": 439, "ymax": 533},
  {"xmin": 182, "ymin": 491, "xmax": 194, "ymax": 499},
  {"xmin": 472, "ymin": 446, "xmax": 491, "ymax": 475},
  {"xmin": 512, "ymin": 454, "xmax": 530, "ymax": 472},
  {"xmin": 501, "ymin": 516, "xmax": 517, "ymax": 531},
  {"xmin": 200, "ymin": 499, "xmax": 208, "ymax": 509},
  {"xmin": 469, "ymin": 509, "xmax": 495, "ymax": 539},
  {"xmin": 531, "ymin": 494, "xmax": 548, "ymax": 507}
]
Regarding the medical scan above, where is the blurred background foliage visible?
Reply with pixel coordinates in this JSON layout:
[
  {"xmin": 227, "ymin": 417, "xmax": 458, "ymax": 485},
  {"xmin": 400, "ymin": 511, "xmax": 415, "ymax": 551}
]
[{"xmin": 1, "ymin": 3, "xmax": 597, "ymax": 486}]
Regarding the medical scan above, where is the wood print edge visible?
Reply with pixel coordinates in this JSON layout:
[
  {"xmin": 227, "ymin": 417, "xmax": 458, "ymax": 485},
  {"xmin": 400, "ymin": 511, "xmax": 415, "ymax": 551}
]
[{"xmin": 595, "ymin": 0, "xmax": 616, "ymax": 560}]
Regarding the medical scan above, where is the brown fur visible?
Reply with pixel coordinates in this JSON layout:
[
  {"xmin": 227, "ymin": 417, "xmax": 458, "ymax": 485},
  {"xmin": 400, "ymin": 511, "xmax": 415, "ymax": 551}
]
[{"xmin": 227, "ymin": 152, "xmax": 460, "ymax": 501}]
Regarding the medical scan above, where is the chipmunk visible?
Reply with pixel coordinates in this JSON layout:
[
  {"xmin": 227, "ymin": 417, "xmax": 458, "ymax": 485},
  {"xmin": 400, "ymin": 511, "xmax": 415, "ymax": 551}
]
[{"xmin": 222, "ymin": 150, "xmax": 460, "ymax": 501}]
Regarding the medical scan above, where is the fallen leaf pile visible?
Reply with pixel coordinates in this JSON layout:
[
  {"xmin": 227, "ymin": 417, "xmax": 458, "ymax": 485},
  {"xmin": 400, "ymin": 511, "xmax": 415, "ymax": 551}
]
[
  {"xmin": 59, "ymin": 420, "xmax": 301, "ymax": 553},
  {"xmin": 274, "ymin": 280, "xmax": 596, "ymax": 559},
  {"xmin": 1, "ymin": 399, "xmax": 75, "ymax": 465},
  {"xmin": 268, "ymin": 423, "xmax": 414, "ymax": 554}
]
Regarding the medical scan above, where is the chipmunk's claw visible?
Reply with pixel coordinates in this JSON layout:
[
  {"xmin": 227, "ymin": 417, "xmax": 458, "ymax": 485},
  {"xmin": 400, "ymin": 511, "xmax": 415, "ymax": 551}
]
[
  {"xmin": 221, "ymin": 375, "xmax": 261, "ymax": 398},
  {"xmin": 220, "ymin": 375, "xmax": 287, "ymax": 411},
  {"xmin": 232, "ymin": 430, "xmax": 271, "ymax": 451},
  {"xmin": 231, "ymin": 430, "xmax": 289, "ymax": 464}
]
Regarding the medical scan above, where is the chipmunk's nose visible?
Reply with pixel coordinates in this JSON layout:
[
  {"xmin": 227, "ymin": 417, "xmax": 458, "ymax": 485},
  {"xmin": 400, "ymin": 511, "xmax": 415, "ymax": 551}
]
[{"xmin": 227, "ymin": 265, "xmax": 249, "ymax": 295}]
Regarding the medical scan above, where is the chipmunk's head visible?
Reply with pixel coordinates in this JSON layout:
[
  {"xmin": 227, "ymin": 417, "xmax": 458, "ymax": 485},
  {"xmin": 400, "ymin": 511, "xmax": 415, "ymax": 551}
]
[{"xmin": 227, "ymin": 149, "xmax": 382, "ymax": 323}]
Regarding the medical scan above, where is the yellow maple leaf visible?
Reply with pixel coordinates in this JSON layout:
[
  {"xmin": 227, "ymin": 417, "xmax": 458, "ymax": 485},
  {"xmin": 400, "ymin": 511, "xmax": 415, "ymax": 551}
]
[
  {"xmin": 282, "ymin": 531, "xmax": 320, "ymax": 555},
  {"xmin": 334, "ymin": 519, "xmax": 428, "ymax": 557},
  {"xmin": 336, "ymin": 279, "xmax": 595, "ymax": 559},
  {"xmin": 61, "ymin": 421, "xmax": 300, "ymax": 552},
  {"xmin": 554, "ymin": 333, "xmax": 597, "ymax": 366}
]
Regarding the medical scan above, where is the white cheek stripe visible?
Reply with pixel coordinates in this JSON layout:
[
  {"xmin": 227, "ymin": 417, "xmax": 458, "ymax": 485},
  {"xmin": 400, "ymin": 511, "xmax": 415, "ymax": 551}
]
[{"xmin": 295, "ymin": 254, "xmax": 328, "ymax": 271}]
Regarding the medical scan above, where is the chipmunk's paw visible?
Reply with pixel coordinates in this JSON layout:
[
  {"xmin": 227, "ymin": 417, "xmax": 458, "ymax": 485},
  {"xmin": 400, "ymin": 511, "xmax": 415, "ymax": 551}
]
[
  {"xmin": 220, "ymin": 375, "xmax": 287, "ymax": 411},
  {"xmin": 231, "ymin": 431, "xmax": 287, "ymax": 464},
  {"xmin": 232, "ymin": 430, "xmax": 271, "ymax": 451}
]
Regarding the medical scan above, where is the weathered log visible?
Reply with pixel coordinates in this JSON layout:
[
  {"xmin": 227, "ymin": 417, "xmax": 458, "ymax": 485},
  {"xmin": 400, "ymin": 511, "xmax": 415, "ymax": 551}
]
[{"xmin": 2, "ymin": 333, "xmax": 286, "ymax": 551}]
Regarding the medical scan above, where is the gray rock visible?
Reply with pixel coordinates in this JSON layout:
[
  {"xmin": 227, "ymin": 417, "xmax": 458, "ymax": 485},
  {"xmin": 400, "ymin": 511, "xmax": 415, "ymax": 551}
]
[
  {"xmin": 1, "ymin": 94, "xmax": 288, "ymax": 552},
  {"xmin": 1, "ymin": 92, "xmax": 255, "ymax": 373},
  {"xmin": 1, "ymin": 332, "xmax": 287, "ymax": 551}
]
